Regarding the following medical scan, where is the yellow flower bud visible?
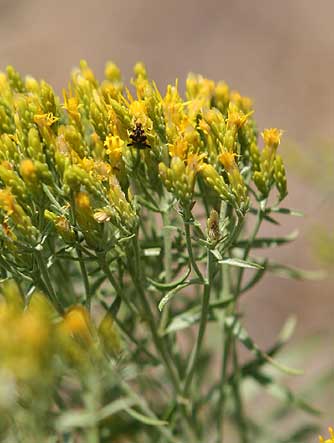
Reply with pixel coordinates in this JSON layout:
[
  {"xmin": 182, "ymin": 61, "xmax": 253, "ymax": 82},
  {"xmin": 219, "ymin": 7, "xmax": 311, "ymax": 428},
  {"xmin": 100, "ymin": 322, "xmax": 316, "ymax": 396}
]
[
  {"xmin": 98, "ymin": 312, "xmax": 122, "ymax": 356},
  {"xmin": 105, "ymin": 61, "xmax": 122, "ymax": 82},
  {"xmin": 62, "ymin": 305, "xmax": 94, "ymax": 346},
  {"xmin": 261, "ymin": 128, "xmax": 282, "ymax": 150}
]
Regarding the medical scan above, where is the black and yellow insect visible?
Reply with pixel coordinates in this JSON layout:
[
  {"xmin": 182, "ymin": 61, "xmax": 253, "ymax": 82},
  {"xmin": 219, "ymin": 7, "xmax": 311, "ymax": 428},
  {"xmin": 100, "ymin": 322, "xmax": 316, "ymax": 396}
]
[{"xmin": 127, "ymin": 122, "xmax": 151, "ymax": 150}]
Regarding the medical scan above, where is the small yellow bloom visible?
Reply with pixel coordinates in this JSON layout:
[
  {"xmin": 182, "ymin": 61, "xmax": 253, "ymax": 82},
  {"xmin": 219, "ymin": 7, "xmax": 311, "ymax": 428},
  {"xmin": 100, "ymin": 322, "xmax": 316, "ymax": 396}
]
[
  {"xmin": 62, "ymin": 89, "xmax": 82, "ymax": 122},
  {"xmin": 218, "ymin": 151, "xmax": 238, "ymax": 172},
  {"xmin": 76, "ymin": 191, "xmax": 92, "ymax": 212},
  {"xmin": 227, "ymin": 104, "xmax": 253, "ymax": 129},
  {"xmin": 197, "ymin": 118, "xmax": 210, "ymax": 135},
  {"xmin": 62, "ymin": 305, "xmax": 94, "ymax": 346},
  {"xmin": 104, "ymin": 135, "xmax": 124, "ymax": 169},
  {"xmin": 20, "ymin": 159, "xmax": 36, "ymax": 180},
  {"xmin": 0, "ymin": 189, "xmax": 16, "ymax": 216},
  {"xmin": 261, "ymin": 128, "xmax": 282, "ymax": 150},
  {"xmin": 169, "ymin": 138, "xmax": 188, "ymax": 160},
  {"xmin": 230, "ymin": 91, "xmax": 253, "ymax": 113},
  {"xmin": 34, "ymin": 112, "xmax": 59, "ymax": 127},
  {"xmin": 186, "ymin": 152, "xmax": 206, "ymax": 173},
  {"xmin": 319, "ymin": 427, "xmax": 334, "ymax": 443}
]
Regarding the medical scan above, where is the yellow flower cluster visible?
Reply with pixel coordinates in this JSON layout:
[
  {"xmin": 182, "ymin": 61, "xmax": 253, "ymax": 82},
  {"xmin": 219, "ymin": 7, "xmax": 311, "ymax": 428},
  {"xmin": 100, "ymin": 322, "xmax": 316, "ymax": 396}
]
[
  {"xmin": 0, "ymin": 280, "xmax": 121, "ymax": 383},
  {"xmin": 320, "ymin": 428, "xmax": 334, "ymax": 443},
  {"xmin": 0, "ymin": 61, "xmax": 287, "ymax": 255}
]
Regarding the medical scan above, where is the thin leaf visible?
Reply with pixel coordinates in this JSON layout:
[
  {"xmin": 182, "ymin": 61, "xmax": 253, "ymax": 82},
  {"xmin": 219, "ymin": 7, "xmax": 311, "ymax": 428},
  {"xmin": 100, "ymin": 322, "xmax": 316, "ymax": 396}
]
[
  {"xmin": 250, "ymin": 207, "xmax": 280, "ymax": 225},
  {"xmin": 225, "ymin": 316, "xmax": 303, "ymax": 376},
  {"xmin": 143, "ymin": 247, "xmax": 161, "ymax": 257},
  {"xmin": 210, "ymin": 249, "xmax": 223, "ymax": 260},
  {"xmin": 264, "ymin": 376, "xmax": 321, "ymax": 416},
  {"xmin": 270, "ymin": 207, "xmax": 304, "ymax": 217},
  {"xmin": 158, "ymin": 282, "xmax": 189, "ymax": 311},
  {"xmin": 229, "ymin": 316, "xmax": 297, "ymax": 383},
  {"xmin": 99, "ymin": 398, "xmax": 138, "ymax": 421},
  {"xmin": 263, "ymin": 213, "xmax": 280, "ymax": 225},
  {"xmin": 163, "ymin": 307, "xmax": 202, "ymax": 335},
  {"xmin": 163, "ymin": 297, "xmax": 234, "ymax": 335},
  {"xmin": 241, "ymin": 262, "xmax": 267, "ymax": 293},
  {"xmin": 162, "ymin": 225, "xmax": 180, "ymax": 233},
  {"xmin": 279, "ymin": 424, "xmax": 320, "ymax": 443},
  {"xmin": 218, "ymin": 258, "xmax": 263, "ymax": 270},
  {"xmin": 126, "ymin": 408, "xmax": 168, "ymax": 426},
  {"xmin": 235, "ymin": 230, "xmax": 299, "ymax": 249},
  {"xmin": 56, "ymin": 398, "xmax": 136, "ymax": 430},
  {"xmin": 265, "ymin": 261, "xmax": 326, "ymax": 280},
  {"xmin": 56, "ymin": 411, "xmax": 97, "ymax": 430},
  {"xmin": 147, "ymin": 267, "xmax": 191, "ymax": 291},
  {"xmin": 278, "ymin": 316, "xmax": 297, "ymax": 343}
]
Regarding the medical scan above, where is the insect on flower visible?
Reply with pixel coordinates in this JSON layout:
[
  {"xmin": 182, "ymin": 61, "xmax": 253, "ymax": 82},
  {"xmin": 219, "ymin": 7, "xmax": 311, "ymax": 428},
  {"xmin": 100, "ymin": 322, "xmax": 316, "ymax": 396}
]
[{"xmin": 127, "ymin": 122, "xmax": 151, "ymax": 149}]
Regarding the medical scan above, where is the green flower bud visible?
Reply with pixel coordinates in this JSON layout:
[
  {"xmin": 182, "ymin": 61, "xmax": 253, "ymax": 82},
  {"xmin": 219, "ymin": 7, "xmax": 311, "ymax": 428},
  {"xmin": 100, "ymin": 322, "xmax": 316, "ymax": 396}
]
[
  {"xmin": 200, "ymin": 164, "xmax": 230, "ymax": 203},
  {"xmin": 44, "ymin": 210, "xmax": 75, "ymax": 244},
  {"xmin": 27, "ymin": 127, "xmax": 45, "ymax": 162},
  {"xmin": 63, "ymin": 164, "xmax": 103, "ymax": 198},
  {"xmin": 6, "ymin": 66, "xmax": 25, "ymax": 93},
  {"xmin": 274, "ymin": 154, "xmax": 287, "ymax": 201},
  {"xmin": 0, "ymin": 161, "xmax": 28, "ymax": 204}
]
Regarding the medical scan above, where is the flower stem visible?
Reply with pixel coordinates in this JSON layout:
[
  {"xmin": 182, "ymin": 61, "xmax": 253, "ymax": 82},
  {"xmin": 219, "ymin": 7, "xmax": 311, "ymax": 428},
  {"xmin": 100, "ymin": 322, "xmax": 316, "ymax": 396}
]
[
  {"xmin": 184, "ymin": 219, "xmax": 204, "ymax": 282},
  {"xmin": 183, "ymin": 247, "xmax": 213, "ymax": 396}
]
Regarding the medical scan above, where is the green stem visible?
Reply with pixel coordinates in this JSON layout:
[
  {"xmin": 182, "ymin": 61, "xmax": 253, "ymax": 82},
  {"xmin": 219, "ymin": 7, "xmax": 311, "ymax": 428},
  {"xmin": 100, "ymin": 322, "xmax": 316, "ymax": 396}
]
[
  {"xmin": 98, "ymin": 253, "xmax": 139, "ymax": 316},
  {"xmin": 76, "ymin": 244, "xmax": 90, "ymax": 309},
  {"xmin": 235, "ymin": 206, "xmax": 264, "ymax": 297},
  {"xmin": 36, "ymin": 252, "xmax": 63, "ymax": 313},
  {"xmin": 183, "ymin": 247, "xmax": 213, "ymax": 396},
  {"xmin": 159, "ymin": 210, "xmax": 172, "ymax": 331},
  {"xmin": 121, "ymin": 380, "xmax": 183, "ymax": 443},
  {"xmin": 232, "ymin": 341, "xmax": 248, "ymax": 443},
  {"xmin": 131, "ymin": 234, "xmax": 199, "ymax": 441},
  {"xmin": 184, "ymin": 219, "xmax": 204, "ymax": 282},
  {"xmin": 229, "ymin": 203, "xmax": 264, "ymax": 443},
  {"xmin": 217, "ymin": 329, "xmax": 232, "ymax": 443},
  {"xmin": 216, "ymin": 264, "xmax": 231, "ymax": 443},
  {"xmin": 131, "ymin": 235, "xmax": 180, "ymax": 391},
  {"xmin": 112, "ymin": 314, "xmax": 160, "ymax": 365}
]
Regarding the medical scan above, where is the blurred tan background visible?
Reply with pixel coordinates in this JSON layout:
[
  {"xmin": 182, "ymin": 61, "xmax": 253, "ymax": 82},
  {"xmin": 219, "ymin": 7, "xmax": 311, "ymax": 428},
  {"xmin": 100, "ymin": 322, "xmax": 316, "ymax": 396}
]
[{"xmin": 1, "ymin": 0, "xmax": 333, "ymax": 434}]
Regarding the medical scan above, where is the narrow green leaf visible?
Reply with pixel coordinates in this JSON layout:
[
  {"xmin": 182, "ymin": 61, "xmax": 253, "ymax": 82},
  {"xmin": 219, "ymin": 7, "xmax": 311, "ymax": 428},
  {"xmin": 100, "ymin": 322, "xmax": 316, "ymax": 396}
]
[
  {"xmin": 163, "ymin": 297, "xmax": 234, "ymax": 335},
  {"xmin": 263, "ymin": 213, "xmax": 280, "ymax": 225},
  {"xmin": 162, "ymin": 225, "xmax": 180, "ymax": 232},
  {"xmin": 99, "ymin": 398, "xmax": 138, "ymax": 421},
  {"xmin": 278, "ymin": 316, "xmax": 297, "ymax": 343},
  {"xmin": 210, "ymin": 249, "xmax": 223, "ymax": 260},
  {"xmin": 225, "ymin": 316, "xmax": 303, "ymax": 376},
  {"xmin": 241, "ymin": 263, "xmax": 267, "ymax": 293},
  {"xmin": 126, "ymin": 408, "xmax": 168, "ymax": 426},
  {"xmin": 265, "ymin": 261, "xmax": 326, "ymax": 280},
  {"xmin": 235, "ymin": 230, "xmax": 299, "ymax": 249},
  {"xmin": 147, "ymin": 267, "xmax": 191, "ymax": 291},
  {"xmin": 270, "ymin": 207, "xmax": 304, "ymax": 217},
  {"xmin": 264, "ymin": 377, "xmax": 321, "ymax": 416},
  {"xmin": 250, "ymin": 371, "xmax": 321, "ymax": 417},
  {"xmin": 163, "ymin": 307, "xmax": 201, "ymax": 334},
  {"xmin": 56, "ymin": 398, "xmax": 137, "ymax": 431},
  {"xmin": 218, "ymin": 258, "xmax": 263, "ymax": 270},
  {"xmin": 143, "ymin": 247, "xmax": 161, "ymax": 257},
  {"xmin": 56, "ymin": 410, "xmax": 97, "ymax": 430},
  {"xmin": 279, "ymin": 424, "xmax": 320, "ymax": 443},
  {"xmin": 158, "ymin": 282, "xmax": 189, "ymax": 311}
]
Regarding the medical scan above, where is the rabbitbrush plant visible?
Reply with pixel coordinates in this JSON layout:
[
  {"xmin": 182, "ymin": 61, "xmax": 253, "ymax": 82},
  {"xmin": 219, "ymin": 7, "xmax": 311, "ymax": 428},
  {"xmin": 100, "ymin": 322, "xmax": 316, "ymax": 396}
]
[{"xmin": 0, "ymin": 61, "xmax": 320, "ymax": 443}]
